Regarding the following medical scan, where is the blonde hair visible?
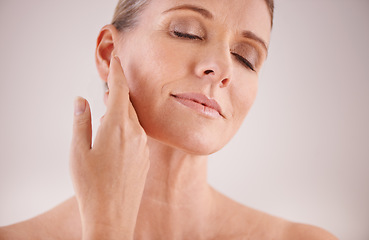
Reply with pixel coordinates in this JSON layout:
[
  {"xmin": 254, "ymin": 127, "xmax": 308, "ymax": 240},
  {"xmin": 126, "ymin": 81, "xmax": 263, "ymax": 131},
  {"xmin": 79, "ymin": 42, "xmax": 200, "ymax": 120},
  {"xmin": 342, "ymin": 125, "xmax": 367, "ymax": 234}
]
[
  {"xmin": 111, "ymin": 0, "xmax": 274, "ymax": 31},
  {"xmin": 111, "ymin": 0, "xmax": 149, "ymax": 31}
]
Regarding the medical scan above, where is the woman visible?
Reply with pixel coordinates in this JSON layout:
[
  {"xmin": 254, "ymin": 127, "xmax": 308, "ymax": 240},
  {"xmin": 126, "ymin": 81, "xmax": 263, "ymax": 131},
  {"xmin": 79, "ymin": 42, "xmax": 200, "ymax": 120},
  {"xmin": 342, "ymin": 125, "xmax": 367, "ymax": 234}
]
[{"xmin": 0, "ymin": 0, "xmax": 338, "ymax": 239}]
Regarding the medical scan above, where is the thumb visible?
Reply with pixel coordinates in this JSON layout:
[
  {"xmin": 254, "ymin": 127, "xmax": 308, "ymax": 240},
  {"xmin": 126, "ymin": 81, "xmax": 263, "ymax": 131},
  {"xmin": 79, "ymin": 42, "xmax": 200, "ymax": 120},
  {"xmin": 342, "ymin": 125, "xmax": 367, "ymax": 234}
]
[{"xmin": 71, "ymin": 97, "xmax": 92, "ymax": 154}]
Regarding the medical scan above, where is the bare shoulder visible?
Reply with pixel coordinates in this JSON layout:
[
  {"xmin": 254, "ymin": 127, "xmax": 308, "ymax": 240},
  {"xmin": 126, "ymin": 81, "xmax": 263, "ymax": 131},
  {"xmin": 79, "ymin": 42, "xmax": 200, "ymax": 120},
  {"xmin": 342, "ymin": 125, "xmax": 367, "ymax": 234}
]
[
  {"xmin": 244, "ymin": 210, "xmax": 338, "ymax": 240},
  {"xmin": 210, "ymin": 188, "xmax": 338, "ymax": 240},
  {"xmin": 0, "ymin": 197, "xmax": 81, "ymax": 240},
  {"xmin": 239, "ymin": 208, "xmax": 339, "ymax": 240},
  {"xmin": 243, "ymin": 209, "xmax": 339, "ymax": 240},
  {"xmin": 210, "ymin": 189, "xmax": 286, "ymax": 239},
  {"xmin": 282, "ymin": 221, "xmax": 339, "ymax": 240}
]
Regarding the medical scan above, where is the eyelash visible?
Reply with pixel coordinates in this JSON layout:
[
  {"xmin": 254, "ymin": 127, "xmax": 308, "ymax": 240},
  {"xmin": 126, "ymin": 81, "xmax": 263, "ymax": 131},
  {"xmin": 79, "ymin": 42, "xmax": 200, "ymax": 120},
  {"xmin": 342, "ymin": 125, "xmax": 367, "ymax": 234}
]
[
  {"xmin": 232, "ymin": 53, "xmax": 255, "ymax": 72},
  {"xmin": 172, "ymin": 30, "xmax": 203, "ymax": 40},
  {"xmin": 172, "ymin": 30, "xmax": 255, "ymax": 72}
]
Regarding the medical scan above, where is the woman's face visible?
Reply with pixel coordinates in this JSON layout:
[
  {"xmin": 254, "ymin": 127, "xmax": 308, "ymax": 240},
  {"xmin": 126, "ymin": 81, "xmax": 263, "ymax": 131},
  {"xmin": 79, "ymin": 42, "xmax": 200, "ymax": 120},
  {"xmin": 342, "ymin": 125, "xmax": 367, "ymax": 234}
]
[{"xmin": 115, "ymin": 0, "xmax": 271, "ymax": 155}]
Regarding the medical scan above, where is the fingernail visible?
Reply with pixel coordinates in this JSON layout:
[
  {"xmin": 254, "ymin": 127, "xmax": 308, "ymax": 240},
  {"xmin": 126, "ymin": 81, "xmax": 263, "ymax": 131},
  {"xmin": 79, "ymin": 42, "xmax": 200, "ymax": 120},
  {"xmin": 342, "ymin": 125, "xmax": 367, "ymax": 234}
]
[
  {"xmin": 74, "ymin": 97, "xmax": 86, "ymax": 116},
  {"xmin": 114, "ymin": 55, "xmax": 121, "ymax": 64}
]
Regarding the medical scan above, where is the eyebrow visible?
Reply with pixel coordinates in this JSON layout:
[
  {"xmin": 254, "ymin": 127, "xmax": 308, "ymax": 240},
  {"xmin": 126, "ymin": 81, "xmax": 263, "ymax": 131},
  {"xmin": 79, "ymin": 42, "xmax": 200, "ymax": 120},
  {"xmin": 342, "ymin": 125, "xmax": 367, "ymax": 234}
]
[
  {"xmin": 162, "ymin": 4, "xmax": 268, "ymax": 53},
  {"xmin": 162, "ymin": 4, "xmax": 213, "ymax": 19},
  {"xmin": 241, "ymin": 31, "xmax": 269, "ymax": 53}
]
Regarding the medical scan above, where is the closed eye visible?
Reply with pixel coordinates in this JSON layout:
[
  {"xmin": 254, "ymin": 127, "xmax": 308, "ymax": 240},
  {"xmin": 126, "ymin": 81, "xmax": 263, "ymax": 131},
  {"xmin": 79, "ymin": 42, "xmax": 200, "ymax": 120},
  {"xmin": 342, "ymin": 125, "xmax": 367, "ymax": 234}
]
[
  {"xmin": 172, "ymin": 30, "xmax": 203, "ymax": 40},
  {"xmin": 232, "ymin": 52, "xmax": 255, "ymax": 72}
]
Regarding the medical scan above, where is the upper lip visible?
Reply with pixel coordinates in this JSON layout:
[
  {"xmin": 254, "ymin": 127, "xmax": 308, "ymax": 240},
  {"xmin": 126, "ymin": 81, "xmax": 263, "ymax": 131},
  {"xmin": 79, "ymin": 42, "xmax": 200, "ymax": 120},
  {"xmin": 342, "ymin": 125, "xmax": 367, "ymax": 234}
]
[{"xmin": 171, "ymin": 92, "xmax": 224, "ymax": 118}]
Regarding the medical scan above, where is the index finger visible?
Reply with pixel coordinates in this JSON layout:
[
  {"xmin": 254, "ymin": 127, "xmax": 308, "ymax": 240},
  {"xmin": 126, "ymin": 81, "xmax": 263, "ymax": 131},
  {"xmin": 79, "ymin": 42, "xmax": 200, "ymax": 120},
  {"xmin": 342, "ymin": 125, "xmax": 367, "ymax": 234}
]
[{"xmin": 105, "ymin": 55, "xmax": 130, "ymax": 117}]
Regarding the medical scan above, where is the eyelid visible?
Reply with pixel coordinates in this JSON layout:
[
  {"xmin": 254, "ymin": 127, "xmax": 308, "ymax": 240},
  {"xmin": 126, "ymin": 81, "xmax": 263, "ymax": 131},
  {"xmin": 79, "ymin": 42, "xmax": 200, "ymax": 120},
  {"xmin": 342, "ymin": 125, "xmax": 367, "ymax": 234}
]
[
  {"xmin": 167, "ymin": 16, "xmax": 206, "ymax": 39},
  {"xmin": 231, "ymin": 52, "xmax": 256, "ymax": 72},
  {"xmin": 170, "ymin": 24, "xmax": 206, "ymax": 39},
  {"xmin": 171, "ymin": 30, "xmax": 203, "ymax": 40},
  {"xmin": 231, "ymin": 43, "xmax": 259, "ymax": 71}
]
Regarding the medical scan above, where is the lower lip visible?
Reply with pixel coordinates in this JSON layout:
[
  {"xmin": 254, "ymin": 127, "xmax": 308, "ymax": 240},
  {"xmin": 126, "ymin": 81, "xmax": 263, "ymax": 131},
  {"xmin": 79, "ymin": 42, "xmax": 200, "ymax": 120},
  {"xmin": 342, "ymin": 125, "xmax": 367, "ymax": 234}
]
[{"xmin": 172, "ymin": 96, "xmax": 222, "ymax": 119}]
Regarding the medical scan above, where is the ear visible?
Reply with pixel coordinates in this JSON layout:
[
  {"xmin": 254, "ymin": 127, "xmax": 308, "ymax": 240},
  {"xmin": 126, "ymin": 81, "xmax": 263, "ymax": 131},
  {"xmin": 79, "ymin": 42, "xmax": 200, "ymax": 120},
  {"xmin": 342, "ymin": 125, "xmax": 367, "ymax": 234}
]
[{"xmin": 95, "ymin": 24, "xmax": 120, "ymax": 83}]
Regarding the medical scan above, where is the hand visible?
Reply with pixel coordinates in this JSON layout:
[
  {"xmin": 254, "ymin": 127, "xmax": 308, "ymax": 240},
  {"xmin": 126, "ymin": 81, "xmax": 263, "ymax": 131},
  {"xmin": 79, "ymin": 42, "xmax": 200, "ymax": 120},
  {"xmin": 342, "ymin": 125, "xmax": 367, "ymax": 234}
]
[{"xmin": 70, "ymin": 56, "xmax": 150, "ymax": 240}]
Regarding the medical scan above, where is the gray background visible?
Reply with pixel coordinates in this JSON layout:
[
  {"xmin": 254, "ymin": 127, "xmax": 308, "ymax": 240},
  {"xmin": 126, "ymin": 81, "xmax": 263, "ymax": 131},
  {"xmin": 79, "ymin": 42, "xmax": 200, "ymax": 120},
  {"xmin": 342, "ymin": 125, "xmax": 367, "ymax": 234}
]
[{"xmin": 0, "ymin": 1, "xmax": 368, "ymax": 239}]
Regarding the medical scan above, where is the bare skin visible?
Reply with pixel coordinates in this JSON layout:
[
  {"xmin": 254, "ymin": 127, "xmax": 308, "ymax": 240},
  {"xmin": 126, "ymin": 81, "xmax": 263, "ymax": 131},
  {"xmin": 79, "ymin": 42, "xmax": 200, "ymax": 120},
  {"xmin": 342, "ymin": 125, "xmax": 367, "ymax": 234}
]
[
  {"xmin": 0, "ymin": 0, "xmax": 338, "ymax": 239},
  {"xmin": 0, "ymin": 60, "xmax": 338, "ymax": 240},
  {"xmin": 0, "ymin": 195, "xmax": 337, "ymax": 240}
]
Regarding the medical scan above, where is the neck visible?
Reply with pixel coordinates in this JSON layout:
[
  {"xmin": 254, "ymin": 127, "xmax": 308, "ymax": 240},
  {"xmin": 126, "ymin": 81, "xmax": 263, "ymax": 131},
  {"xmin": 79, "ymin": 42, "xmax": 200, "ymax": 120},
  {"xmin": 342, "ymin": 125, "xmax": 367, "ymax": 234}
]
[{"xmin": 135, "ymin": 137, "xmax": 213, "ymax": 238}]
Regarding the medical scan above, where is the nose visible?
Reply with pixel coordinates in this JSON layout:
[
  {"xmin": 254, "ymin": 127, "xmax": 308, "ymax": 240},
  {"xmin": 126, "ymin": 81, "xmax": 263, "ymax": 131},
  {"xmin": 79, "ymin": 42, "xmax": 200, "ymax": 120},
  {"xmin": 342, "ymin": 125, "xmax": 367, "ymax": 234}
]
[{"xmin": 194, "ymin": 44, "xmax": 232, "ymax": 88}]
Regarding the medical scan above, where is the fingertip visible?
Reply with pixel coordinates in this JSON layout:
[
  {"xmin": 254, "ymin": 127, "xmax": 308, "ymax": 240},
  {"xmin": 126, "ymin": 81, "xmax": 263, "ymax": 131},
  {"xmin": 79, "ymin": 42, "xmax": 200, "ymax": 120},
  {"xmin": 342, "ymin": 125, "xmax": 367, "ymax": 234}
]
[
  {"xmin": 114, "ymin": 55, "xmax": 121, "ymax": 65},
  {"xmin": 100, "ymin": 115, "xmax": 105, "ymax": 124},
  {"xmin": 111, "ymin": 54, "xmax": 125, "ymax": 75},
  {"xmin": 74, "ymin": 97, "xmax": 86, "ymax": 116},
  {"xmin": 72, "ymin": 97, "xmax": 92, "ymax": 151},
  {"xmin": 107, "ymin": 54, "xmax": 125, "ymax": 86}
]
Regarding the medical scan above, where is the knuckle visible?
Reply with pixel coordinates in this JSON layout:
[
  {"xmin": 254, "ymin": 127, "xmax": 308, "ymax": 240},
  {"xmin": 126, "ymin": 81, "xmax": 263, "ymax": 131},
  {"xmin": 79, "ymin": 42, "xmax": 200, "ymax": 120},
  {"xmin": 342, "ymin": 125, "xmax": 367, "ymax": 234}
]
[
  {"xmin": 131, "ymin": 128, "xmax": 147, "ymax": 145},
  {"xmin": 74, "ymin": 116, "xmax": 90, "ymax": 127}
]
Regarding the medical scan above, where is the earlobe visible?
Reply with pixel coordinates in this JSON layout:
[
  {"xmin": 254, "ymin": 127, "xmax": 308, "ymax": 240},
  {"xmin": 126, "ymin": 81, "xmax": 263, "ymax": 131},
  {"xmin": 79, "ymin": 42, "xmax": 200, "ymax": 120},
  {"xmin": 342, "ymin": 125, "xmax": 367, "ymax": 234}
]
[{"xmin": 95, "ymin": 24, "xmax": 120, "ymax": 82}]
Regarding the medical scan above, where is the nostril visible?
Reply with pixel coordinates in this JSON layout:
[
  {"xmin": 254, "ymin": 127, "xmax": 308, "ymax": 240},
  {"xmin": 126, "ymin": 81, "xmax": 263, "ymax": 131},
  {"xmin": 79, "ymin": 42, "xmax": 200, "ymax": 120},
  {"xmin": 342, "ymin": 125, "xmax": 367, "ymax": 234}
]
[
  {"xmin": 204, "ymin": 69, "xmax": 214, "ymax": 75},
  {"xmin": 220, "ymin": 78, "xmax": 230, "ymax": 88}
]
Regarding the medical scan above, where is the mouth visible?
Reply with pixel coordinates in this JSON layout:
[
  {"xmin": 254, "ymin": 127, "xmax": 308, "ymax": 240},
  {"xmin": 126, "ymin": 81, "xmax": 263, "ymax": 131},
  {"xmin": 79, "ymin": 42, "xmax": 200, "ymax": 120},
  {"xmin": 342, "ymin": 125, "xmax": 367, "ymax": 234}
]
[{"xmin": 170, "ymin": 92, "xmax": 224, "ymax": 119}]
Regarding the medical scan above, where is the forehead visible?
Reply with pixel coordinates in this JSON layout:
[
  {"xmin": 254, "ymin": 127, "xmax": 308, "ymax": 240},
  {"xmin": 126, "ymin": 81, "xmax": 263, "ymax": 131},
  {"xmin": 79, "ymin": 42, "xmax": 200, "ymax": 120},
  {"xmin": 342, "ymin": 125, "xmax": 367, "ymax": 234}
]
[{"xmin": 145, "ymin": 0, "xmax": 271, "ymax": 44}]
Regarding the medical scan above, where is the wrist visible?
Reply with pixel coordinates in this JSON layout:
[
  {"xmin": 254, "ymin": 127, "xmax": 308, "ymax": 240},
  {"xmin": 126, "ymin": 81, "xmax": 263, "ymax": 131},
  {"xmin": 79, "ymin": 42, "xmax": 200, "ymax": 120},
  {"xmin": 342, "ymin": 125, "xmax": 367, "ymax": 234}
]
[
  {"xmin": 82, "ymin": 218, "xmax": 135, "ymax": 240},
  {"xmin": 79, "ymin": 204, "xmax": 139, "ymax": 240}
]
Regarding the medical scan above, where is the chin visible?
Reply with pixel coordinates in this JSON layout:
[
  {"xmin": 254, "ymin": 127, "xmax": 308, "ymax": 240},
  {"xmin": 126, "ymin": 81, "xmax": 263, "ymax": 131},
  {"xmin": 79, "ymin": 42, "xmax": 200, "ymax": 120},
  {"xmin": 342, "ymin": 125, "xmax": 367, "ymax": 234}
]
[
  {"xmin": 130, "ymin": 97, "xmax": 238, "ymax": 156},
  {"xmin": 145, "ymin": 123, "xmax": 229, "ymax": 156},
  {"xmin": 181, "ymin": 132, "xmax": 225, "ymax": 155}
]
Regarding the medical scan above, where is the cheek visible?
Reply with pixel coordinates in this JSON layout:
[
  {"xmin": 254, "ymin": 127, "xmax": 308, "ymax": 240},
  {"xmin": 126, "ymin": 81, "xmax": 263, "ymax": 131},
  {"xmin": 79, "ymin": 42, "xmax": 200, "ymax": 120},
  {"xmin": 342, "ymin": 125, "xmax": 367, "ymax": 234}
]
[
  {"xmin": 148, "ymin": 37, "xmax": 193, "ymax": 79},
  {"xmin": 117, "ymin": 32, "xmax": 259, "ymax": 154},
  {"xmin": 123, "ymin": 37, "xmax": 184, "ymax": 92},
  {"xmin": 231, "ymin": 78, "xmax": 258, "ymax": 124}
]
